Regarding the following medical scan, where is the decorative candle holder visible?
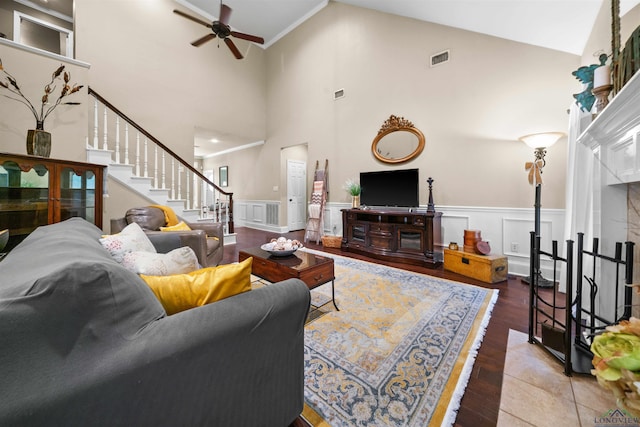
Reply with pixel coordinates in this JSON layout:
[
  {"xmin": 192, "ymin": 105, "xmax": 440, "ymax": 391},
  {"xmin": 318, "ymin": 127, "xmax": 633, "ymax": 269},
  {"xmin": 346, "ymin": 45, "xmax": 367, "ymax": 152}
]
[{"xmin": 592, "ymin": 84, "xmax": 613, "ymax": 118}]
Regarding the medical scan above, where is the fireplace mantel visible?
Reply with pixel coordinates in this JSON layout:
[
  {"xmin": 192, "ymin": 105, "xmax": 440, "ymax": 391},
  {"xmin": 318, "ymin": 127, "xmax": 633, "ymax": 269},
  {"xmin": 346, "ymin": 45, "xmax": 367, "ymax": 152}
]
[
  {"xmin": 578, "ymin": 71, "xmax": 640, "ymax": 185},
  {"xmin": 575, "ymin": 71, "xmax": 640, "ymax": 320},
  {"xmin": 574, "ymin": 69, "xmax": 640, "ymax": 290}
]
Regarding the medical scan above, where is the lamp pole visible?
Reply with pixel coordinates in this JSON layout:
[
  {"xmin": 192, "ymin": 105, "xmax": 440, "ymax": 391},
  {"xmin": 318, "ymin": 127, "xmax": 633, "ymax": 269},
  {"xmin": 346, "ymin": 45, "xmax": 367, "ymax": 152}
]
[
  {"xmin": 522, "ymin": 174, "xmax": 554, "ymax": 288},
  {"xmin": 519, "ymin": 133, "xmax": 564, "ymax": 288}
]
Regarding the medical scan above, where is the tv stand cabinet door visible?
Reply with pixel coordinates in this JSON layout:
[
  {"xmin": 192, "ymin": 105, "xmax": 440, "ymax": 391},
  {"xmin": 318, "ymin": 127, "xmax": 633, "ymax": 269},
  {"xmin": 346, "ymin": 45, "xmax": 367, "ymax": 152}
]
[
  {"xmin": 369, "ymin": 223, "xmax": 394, "ymax": 250},
  {"xmin": 397, "ymin": 227, "xmax": 424, "ymax": 253},
  {"xmin": 346, "ymin": 221, "xmax": 368, "ymax": 248}
]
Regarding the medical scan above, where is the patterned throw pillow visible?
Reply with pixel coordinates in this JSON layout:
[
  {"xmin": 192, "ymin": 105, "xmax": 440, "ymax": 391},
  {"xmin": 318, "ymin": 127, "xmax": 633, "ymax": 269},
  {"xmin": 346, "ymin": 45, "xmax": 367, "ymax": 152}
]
[
  {"xmin": 99, "ymin": 222, "xmax": 156, "ymax": 263},
  {"xmin": 121, "ymin": 246, "xmax": 199, "ymax": 276},
  {"xmin": 140, "ymin": 258, "xmax": 252, "ymax": 315}
]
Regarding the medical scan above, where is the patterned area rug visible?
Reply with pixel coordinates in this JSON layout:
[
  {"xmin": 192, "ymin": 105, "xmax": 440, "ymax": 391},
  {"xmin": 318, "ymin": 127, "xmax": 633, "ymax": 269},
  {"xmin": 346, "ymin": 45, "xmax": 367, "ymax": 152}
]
[{"xmin": 300, "ymin": 250, "xmax": 498, "ymax": 427}]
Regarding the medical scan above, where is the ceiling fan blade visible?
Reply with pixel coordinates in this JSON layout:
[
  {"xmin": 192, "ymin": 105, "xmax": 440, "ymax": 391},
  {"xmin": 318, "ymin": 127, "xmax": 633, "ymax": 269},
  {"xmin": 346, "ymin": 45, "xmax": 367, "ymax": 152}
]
[
  {"xmin": 219, "ymin": 4, "xmax": 232, "ymax": 26},
  {"xmin": 173, "ymin": 9, "xmax": 212, "ymax": 28},
  {"xmin": 230, "ymin": 31, "xmax": 264, "ymax": 44},
  {"xmin": 224, "ymin": 38, "xmax": 243, "ymax": 59},
  {"xmin": 191, "ymin": 33, "xmax": 216, "ymax": 47}
]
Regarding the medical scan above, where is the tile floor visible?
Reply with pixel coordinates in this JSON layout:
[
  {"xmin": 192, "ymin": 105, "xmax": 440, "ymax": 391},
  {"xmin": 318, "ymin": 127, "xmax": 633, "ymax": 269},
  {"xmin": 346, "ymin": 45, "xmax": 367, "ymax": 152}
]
[{"xmin": 498, "ymin": 329, "xmax": 622, "ymax": 427}]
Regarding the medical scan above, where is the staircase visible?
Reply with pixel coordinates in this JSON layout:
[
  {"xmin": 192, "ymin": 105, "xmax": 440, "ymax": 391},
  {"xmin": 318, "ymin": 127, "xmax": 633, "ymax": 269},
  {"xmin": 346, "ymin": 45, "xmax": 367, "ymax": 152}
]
[{"xmin": 86, "ymin": 88, "xmax": 236, "ymax": 244}]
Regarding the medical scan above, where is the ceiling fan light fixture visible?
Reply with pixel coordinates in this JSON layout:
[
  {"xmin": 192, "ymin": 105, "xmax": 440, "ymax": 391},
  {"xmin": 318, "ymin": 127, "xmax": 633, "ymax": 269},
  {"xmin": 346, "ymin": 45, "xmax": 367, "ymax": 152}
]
[{"xmin": 173, "ymin": 3, "xmax": 264, "ymax": 60}]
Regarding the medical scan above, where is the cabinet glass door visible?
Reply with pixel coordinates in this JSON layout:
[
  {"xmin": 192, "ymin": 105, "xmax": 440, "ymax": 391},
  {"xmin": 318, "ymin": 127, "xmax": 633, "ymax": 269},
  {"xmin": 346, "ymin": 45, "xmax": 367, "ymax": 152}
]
[
  {"xmin": 59, "ymin": 167, "xmax": 96, "ymax": 223},
  {"xmin": 0, "ymin": 160, "xmax": 50, "ymax": 237},
  {"xmin": 351, "ymin": 224, "xmax": 366, "ymax": 243},
  {"xmin": 398, "ymin": 230, "xmax": 422, "ymax": 251}
]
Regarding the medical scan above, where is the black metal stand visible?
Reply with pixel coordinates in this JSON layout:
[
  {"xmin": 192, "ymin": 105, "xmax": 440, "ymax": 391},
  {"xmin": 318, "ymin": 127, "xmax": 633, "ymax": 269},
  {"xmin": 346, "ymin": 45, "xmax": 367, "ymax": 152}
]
[{"xmin": 522, "ymin": 183, "xmax": 555, "ymax": 288}]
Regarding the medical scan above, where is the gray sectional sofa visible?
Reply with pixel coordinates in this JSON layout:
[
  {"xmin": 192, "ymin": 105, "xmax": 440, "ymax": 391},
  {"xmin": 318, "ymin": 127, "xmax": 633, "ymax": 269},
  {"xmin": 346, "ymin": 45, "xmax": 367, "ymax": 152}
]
[{"xmin": 0, "ymin": 218, "xmax": 310, "ymax": 426}]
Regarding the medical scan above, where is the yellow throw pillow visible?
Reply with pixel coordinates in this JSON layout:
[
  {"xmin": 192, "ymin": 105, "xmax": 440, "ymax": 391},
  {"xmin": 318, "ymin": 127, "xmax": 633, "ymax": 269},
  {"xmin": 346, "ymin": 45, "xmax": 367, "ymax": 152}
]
[
  {"xmin": 160, "ymin": 221, "xmax": 192, "ymax": 231},
  {"xmin": 141, "ymin": 258, "xmax": 252, "ymax": 315}
]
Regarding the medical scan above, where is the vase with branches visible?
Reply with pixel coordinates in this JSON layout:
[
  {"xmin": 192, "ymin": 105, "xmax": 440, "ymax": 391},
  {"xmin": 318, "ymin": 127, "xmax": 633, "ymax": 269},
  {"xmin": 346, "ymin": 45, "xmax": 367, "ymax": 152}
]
[{"xmin": 0, "ymin": 58, "xmax": 84, "ymax": 156}]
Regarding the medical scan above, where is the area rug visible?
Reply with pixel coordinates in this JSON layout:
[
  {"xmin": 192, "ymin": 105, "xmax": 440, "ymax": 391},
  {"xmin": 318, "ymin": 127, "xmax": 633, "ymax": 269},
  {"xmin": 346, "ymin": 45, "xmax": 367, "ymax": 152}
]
[{"xmin": 300, "ymin": 249, "xmax": 498, "ymax": 427}]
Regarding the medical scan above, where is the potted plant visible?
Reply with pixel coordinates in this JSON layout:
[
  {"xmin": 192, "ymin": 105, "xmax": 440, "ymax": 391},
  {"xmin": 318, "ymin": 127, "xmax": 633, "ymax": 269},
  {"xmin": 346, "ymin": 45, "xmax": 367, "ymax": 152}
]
[
  {"xmin": 0, "ymin": 58, "xmax": 83, "ymax": 157},
  {"xmin": 344, "ymin": 179, "xmax": 361, "ymax": 208}
]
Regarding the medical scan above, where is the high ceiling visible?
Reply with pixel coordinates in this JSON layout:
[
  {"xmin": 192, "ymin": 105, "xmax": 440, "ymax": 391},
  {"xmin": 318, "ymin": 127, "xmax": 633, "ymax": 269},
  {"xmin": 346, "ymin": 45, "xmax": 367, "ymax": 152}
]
[
  {"xmin": 32, "ymin": 0, "xmax": 640, "ymax": 157},
  {"xmin": 177, "ymin": 0, "xmax": 640, "ymax": 55},
  {"xmin": 176, "ymin": 0, "xmax": 639, "ymax": 157}
]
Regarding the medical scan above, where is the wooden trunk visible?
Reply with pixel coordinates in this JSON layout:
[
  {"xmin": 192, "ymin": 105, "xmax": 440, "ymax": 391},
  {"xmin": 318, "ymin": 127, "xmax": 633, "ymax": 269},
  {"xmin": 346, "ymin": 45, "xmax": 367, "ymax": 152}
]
[{"xmin": 443, "ymin": 249, "xmax": 508, "ymax": 283}]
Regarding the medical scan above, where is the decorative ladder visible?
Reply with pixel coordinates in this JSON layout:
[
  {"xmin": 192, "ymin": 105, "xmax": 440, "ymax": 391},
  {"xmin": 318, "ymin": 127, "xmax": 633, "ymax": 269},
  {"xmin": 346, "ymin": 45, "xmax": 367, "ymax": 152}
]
[{"xmin": 86, "ymin": 88, "xmax": 235, "ymax": 241}]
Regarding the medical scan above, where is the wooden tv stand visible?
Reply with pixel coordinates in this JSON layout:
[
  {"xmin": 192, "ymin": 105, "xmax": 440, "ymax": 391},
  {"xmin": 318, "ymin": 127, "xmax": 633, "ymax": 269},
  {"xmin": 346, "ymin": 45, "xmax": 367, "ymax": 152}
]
[{"xmin": 341, "ymin": 208, "xmax": 442, "ymax": 268}]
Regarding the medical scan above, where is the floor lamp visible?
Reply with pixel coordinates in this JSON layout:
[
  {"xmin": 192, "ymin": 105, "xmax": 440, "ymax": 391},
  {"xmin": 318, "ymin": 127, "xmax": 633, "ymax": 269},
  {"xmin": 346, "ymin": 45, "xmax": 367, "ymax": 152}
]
[{"xmin": 519, "ymin": 132, "xmax": 565, "ymax": 288}]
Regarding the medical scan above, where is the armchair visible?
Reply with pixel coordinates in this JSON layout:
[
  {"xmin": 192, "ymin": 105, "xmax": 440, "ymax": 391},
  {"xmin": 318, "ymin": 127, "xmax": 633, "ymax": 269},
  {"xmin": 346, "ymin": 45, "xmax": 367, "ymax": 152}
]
[{"xmin": 111, "ymin": 206, "xmax": 223, "ymax": 267}]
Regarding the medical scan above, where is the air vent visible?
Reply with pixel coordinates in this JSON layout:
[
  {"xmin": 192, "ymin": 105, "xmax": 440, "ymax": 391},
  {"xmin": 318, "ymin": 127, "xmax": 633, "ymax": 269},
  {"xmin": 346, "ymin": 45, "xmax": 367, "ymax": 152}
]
[
  {"xmin": 334, "ymin": 88, "xmax": 345, "ymax": 100},
  {"xmin": 430, "ymin": 50, "xmax": 450, "ymax": 67}
]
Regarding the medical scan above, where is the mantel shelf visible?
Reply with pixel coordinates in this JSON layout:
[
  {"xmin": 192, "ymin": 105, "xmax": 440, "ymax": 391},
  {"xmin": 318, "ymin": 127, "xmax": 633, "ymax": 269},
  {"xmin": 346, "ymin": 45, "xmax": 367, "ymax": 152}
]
[{"xmin": 577, "ymin": 71, "xmax": 640, "ymax": 185}]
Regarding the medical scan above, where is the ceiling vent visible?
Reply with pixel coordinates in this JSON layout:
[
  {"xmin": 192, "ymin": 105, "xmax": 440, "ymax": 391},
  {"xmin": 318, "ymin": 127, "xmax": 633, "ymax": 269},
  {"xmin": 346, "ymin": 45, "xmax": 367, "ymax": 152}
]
[
  {"xmin": 334, "ymin": 88, "xmax": 345, "ymax": 100},
  {"xmin": 430, "ymin": 50, "xmax": 450, "ymax": 67}
]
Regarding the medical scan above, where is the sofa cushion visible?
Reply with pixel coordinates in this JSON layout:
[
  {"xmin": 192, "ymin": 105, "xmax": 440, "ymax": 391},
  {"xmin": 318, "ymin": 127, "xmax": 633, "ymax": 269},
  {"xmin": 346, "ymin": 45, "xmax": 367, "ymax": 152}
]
[
  {"xmin": 0, "ymin": 218, "xmax": 166, "ymax": 337},
  {"xmin": 121, "ymin": 246, "xmax": 199, "ymax": 275},
  {"xmin": 99, "ymin": 222, "xmax": 156, "ymax": 263},
  {"xmin": 141, "ymin": 257, "xmax": 252, "ymax": 315}
]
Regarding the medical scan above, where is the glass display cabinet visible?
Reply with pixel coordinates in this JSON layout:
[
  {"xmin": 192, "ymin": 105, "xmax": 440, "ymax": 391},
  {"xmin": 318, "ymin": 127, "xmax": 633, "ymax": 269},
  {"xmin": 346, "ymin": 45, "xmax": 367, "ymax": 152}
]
[{"xmin": 0, "ymin": 153, "xmax": 105, "ymax": 250}]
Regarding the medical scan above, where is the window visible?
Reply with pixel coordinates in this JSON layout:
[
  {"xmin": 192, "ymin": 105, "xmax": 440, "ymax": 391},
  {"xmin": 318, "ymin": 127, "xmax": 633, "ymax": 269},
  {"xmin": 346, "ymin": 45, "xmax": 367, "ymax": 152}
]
[{"xmin": 13, "ymin": 11, "xmax": 73, "ymax": 58}]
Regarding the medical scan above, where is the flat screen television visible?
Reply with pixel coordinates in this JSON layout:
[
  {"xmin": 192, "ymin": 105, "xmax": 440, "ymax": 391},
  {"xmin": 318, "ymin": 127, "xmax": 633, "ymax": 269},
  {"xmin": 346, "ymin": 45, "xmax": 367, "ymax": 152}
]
[{"xmin": 359, "ymin": 168, "xmax": 419, "ymax": 207}]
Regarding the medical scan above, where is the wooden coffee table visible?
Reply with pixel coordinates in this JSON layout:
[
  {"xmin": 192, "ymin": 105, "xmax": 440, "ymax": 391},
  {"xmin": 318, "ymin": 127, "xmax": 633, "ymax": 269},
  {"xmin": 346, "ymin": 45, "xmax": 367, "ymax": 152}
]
[{"xmin": 239, "ymin": 247, "xmax": 338, "ymax": 311}]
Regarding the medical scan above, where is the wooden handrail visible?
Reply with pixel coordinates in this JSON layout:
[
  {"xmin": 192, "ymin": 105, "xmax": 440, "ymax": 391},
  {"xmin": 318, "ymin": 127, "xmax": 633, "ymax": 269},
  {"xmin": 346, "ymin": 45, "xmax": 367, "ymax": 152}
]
[
  {"xmin": 88, "ymin": 87, "xmax": 234, "ymax": 232},
  {"xmin": 88, "ymin": 88, "xmax": 229, "ymax": 196}
]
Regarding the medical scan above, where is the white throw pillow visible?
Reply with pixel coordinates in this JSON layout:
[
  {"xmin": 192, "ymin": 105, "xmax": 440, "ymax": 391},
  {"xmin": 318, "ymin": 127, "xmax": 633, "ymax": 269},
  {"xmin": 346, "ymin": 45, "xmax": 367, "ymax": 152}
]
[
  {"xmin": 99, "ymin": 222, "xmax": 156, "ymax": 263},
  {"xmin": 121, "ymin": 246, "xmax": 199, "ymax": 276}
]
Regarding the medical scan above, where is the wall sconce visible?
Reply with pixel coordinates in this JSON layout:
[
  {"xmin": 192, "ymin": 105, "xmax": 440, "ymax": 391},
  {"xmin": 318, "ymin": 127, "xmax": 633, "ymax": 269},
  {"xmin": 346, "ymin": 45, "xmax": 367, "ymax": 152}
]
[{"xmin": 519, "ymin": 132, "xmax": 565, "ymax": 288}]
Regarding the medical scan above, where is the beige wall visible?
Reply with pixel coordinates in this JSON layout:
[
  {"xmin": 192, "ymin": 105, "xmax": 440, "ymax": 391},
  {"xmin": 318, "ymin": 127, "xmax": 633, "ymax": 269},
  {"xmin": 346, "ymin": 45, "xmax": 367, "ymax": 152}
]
[
  {"xmin": 583, "ymin": 2, "xmax": 640, "ymax": 67},
  {"xmin": 0, "ymin": 41, "xmax": 89, "ymax": 161},
  {"xmin": 265, "ymin": 3, "xmax": 577, "ymax": 210},
  {"xmin": 73, "ymin": 0, "xmax": 267, "ymax": 225},
  {"xmin": 14, "ymin": 2, "xmax": 638, "ymax": 228},
  {"xmin": 74, "ymin": 0, "xmax": 267, "ymax": 168}
]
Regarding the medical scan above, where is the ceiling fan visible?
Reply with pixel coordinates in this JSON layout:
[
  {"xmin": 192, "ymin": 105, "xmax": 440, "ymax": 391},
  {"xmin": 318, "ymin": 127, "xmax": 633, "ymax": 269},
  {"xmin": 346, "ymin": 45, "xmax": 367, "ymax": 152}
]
[{"xmin": 173, "ymin": 4, "xmax": 264, "ymax": 60}]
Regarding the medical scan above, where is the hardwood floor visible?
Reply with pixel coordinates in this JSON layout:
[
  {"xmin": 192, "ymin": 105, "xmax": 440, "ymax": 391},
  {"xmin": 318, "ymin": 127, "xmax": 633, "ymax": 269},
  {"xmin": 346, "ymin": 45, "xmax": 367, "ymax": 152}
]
[{"xmin": 223, "ymin": 227, "xmax": 533, "ymax": 427}]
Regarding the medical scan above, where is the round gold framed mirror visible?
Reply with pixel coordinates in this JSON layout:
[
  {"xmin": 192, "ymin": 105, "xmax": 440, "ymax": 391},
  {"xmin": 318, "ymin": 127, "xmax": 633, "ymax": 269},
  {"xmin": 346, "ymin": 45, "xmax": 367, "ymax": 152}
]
[{"xmin": 372, "ymin": 115, "xmax": 425, "ymax": 164}]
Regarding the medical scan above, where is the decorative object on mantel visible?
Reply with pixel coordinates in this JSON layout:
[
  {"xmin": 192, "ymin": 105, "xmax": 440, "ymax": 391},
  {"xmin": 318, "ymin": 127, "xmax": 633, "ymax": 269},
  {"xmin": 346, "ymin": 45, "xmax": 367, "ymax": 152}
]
[
  {"xmin": 572, "ymin": 53, "xmax": 608, "ymax": 113},
  {"xmin": 0, "ymin": 58, "xmax": 84, "ymax": 158},
  {"xmin": 343, "ymin": 178, "xmax": 361, "ymax": 208},
  {"xmin": 592, "ymin": 62, "xmax": 613, "ymax": 118},
  {"xmin": 618, "ymin": 25, "xmax": 640, "ymax": 90},
  {"xmin": 520, "ymin": 132, "xmax": 565, "ymax": 288},
  {"xmin": 611, "ymin": 0, "xmax": 622, "ymax": 95}
]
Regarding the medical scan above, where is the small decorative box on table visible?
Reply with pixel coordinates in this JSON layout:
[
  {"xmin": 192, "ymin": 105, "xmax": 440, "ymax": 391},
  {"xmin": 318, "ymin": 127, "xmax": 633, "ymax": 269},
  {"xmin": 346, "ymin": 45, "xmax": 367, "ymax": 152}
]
[{"xmin": 443, "ymin": 249, "xmax": 508, "ymax": 283}]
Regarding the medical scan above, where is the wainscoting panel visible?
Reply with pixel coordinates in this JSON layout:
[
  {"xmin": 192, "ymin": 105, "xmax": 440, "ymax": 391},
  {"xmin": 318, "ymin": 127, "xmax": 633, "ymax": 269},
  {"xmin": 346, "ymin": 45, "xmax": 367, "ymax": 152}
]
[
  {"xmin": 237, "ymin": 200, "xmax": 566, "ymax": 278},
  {"xmin": 439, "ymin": 215, "xmax": 470, "ymax": 249},
  {"xmin": 235, "ymin": 200, "xmax": 287, "ymax": 233}
]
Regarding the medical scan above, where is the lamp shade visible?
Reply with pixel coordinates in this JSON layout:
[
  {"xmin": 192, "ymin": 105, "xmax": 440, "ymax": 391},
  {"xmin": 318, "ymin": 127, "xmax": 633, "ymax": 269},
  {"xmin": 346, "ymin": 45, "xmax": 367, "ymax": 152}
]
[{"xmin": 519, "ymin": 132, "xmax": 565, "ymax": 149}]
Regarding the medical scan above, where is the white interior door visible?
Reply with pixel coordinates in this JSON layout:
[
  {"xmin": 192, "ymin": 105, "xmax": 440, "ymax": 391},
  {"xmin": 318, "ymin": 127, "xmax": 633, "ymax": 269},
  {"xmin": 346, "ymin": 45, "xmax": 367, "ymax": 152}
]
[{"xmin": 287, "ymin": 160, "xmax": 307, "ymax": 231}]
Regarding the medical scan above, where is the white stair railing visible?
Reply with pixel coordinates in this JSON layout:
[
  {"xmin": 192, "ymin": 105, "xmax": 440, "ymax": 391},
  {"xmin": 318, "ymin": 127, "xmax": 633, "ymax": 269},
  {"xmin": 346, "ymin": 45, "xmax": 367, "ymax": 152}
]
[{"xmin": 88, "ymin": 87, "xmax": 234, "ymax": 233}]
